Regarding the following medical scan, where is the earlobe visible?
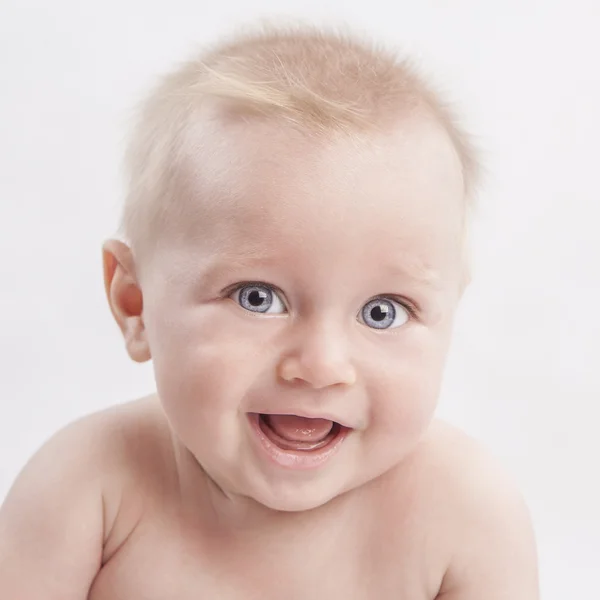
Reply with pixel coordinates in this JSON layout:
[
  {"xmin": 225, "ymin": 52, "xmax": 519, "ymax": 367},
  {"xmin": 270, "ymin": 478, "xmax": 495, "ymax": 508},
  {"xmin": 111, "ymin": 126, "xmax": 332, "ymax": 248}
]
[{"xmin": 102, "ymin": 240, "xmax": 151, "ymax": 363}]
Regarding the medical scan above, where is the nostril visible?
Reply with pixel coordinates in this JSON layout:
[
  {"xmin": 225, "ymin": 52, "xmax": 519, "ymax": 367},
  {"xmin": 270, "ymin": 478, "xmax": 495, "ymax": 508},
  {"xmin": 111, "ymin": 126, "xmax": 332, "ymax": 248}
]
[{"xmin": 278, "ymin": 355, "xmax": 356, "ymax": 389}]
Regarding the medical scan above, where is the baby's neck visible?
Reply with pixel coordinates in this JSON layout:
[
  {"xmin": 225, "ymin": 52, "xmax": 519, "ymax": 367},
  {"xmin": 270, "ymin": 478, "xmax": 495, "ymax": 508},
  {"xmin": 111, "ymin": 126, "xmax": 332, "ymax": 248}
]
[{"xmin": 170, "ymin": 435, "xmax": 356, "ymax": 541}]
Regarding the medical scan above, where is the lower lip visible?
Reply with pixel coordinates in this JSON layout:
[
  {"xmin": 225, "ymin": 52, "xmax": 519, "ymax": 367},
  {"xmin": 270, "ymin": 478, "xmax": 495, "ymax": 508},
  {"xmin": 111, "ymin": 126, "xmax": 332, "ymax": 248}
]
[{"xmin": 247, "ymin": 413, "xmax": 350, "ymax": 470}]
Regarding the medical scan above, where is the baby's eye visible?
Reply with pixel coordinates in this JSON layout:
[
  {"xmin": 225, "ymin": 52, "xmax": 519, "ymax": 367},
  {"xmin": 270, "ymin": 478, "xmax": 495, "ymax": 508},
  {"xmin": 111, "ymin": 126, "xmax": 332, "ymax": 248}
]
[
  {"xmin": 359, "ymin": 298, "xmax": 410, "ymax": 330},
  {"xmin": 231, "ymin": 284, "xmax": 286, "ymax": 314}
]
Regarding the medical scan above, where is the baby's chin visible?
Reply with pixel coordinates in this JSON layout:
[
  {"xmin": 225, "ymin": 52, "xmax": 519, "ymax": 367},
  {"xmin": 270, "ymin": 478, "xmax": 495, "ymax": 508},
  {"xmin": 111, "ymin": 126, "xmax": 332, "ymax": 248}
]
[
  {"xmin": 240, "ymin": 486, "xmax": 342, "ymax": 513},
  {"xmin": 245, "ymin": 445, "xmax": 423, "ymax": 513},
  {"xmin": 203, "ymin": 457, "xmax": 357, "ymax": 513},
  {"xmin": 202, "ymin": 446, "xmax": 412, "ymax": 514},
  {"xmin": 246, "ymin": 482, "xmax": 348, "ymax": 513},
  {"xmin": 238, "ymin": 460, "xmax": 387, "ymax": 513},
  {"xmin": 201, "ymin": 465, "xmax": 346, "ymax": 514},
  {"xmin": 192, "ymin": 451, "xmax": 348, "ymax": 513}
]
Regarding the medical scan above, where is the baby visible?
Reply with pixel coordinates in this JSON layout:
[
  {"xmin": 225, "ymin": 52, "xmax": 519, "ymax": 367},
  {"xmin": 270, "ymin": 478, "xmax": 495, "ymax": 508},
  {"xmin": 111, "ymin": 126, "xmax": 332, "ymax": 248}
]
[{"xmin": 0, "ymin": 24, "xmax": 538, "ymax": 599}]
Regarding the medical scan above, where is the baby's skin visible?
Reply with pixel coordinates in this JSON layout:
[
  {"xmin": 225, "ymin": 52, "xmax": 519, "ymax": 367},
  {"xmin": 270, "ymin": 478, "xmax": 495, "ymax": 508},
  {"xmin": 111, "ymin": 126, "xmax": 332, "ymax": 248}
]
[{"xmin": 0, "ymin": 112, "xmax": 538, "ymax": 599}]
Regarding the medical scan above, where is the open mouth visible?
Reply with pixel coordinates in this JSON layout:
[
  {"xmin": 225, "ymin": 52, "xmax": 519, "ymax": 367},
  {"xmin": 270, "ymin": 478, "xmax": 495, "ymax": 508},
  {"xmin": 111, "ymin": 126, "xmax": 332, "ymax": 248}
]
[
  {"xmin": 248, "ymin": 413, "xmax": 350, "ymax": 469},
  {"xmin": 258, "ymin": 413, "xmax": 342, "ymax": 450}
]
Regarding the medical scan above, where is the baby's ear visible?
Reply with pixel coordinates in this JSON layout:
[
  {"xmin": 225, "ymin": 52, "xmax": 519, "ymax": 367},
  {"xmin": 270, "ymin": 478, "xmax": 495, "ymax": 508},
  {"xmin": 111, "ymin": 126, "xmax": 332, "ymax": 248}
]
[{"xmin": 102, "ymin": 240, "xmax": 151, "ymax": 363}]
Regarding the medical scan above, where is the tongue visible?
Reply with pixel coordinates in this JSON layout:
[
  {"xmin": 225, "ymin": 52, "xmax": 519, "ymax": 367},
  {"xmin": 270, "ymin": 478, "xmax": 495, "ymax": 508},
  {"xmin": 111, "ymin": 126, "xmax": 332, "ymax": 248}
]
[{"xmin": 265, "ymin": 415, "xmax": 333, "ymax": 443}]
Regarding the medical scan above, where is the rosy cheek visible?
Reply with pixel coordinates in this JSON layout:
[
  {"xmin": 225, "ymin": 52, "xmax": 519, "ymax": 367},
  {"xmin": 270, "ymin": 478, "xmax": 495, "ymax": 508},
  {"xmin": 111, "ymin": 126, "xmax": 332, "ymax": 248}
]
[{"xmin": 374, "ymin": 354, "xmax": 441, "ymax": 425}]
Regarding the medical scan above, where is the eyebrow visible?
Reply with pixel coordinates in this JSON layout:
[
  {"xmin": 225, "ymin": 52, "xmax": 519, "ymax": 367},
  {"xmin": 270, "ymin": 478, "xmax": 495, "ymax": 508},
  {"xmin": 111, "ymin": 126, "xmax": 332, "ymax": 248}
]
[
  {"xmin": 198, "ymin": 253, "xmax": 280, "ymax": 287},
  {"xmin": 384, "ymin": 257, "xmax": 442, "ymax": 289},
  {"xmin": 198, "ymin": 252, "xmax": 442, "ymax": 294}
]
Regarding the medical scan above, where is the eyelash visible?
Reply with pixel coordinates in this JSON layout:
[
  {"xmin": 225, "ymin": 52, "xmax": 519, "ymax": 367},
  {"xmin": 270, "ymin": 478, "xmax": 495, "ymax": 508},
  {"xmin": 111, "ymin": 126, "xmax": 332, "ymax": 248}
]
[{"xmin": 224, "ymin": 281, "xmax": 420, "ymax": 320}]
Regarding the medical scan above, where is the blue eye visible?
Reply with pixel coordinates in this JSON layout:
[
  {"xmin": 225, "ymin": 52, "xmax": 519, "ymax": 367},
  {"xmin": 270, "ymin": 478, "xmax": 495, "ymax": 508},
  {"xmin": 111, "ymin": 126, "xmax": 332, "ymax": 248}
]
[
  {"xmin": 359, "ymin": 298, "xmax": 409, "ymax": 330},
  {"xmin": 232, "ymin": 284, "xmax": 286, "ymax": 314}
]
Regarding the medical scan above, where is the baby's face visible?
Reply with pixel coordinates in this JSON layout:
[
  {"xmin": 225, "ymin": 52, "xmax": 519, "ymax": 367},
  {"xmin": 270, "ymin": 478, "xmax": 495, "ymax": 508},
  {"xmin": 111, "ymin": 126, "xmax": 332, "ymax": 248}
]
[{"xmin": 140, "ymin": 116, "xmax": 466, "ymax": 511}]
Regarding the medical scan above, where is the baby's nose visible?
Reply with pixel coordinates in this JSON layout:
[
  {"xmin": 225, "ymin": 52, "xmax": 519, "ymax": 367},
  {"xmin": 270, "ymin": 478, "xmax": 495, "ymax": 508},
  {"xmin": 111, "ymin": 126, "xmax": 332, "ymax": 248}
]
[{"xmin": 277, "ymin": 323, "xmax": 357, "ymax": 389}]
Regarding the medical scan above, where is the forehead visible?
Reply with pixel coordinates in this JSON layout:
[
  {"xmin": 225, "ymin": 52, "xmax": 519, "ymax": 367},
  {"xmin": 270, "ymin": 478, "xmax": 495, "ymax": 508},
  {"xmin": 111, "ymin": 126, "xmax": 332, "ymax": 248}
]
[{"xmin": 170, "ymin": 114, "xmax": 465, "ymax": 279}]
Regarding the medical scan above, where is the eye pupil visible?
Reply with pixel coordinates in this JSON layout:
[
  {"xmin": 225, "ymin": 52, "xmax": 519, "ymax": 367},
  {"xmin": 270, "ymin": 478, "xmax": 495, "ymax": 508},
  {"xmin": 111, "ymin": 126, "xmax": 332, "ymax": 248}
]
[
  {"xmin": 370, "ymin": 304, "xmax": 389, "ymax": 322},
  {"xmin": 248, "ymin": 290, "xmax": 267, "ymax": 307}
]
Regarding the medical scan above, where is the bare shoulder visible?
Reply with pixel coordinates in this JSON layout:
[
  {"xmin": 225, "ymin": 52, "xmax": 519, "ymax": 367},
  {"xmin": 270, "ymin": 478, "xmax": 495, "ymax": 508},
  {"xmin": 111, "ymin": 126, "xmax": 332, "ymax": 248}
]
[
  {"xmin": 35, "ymin": 394, "xmax": 174, "ymax": 492},
  {"xmin": 67, "ymin": 395, "xmax": 179, "ymax": 545},
  {"xmin": 423, "ymin": 419, "xmax": 534, "ymax": 521},
  {"xmin": 2, "ymin": 396, "xmax": 167, "ymax": 500},
  {"xmin": 3, "ymin": 395, "xmax": 177, "ymax": 555},
  {"xmin": 0, "ymin": 395, "xmax": 174, "ymax": 598},
  {"xmin": 81, "ymin": 394, "xmax": 176, "ymax": 481},
  {"xmin": 417, "ymin": 420, "xmax": 539, "ymax": 599},
  {"xmin": 418, "ymin": 419, "xmax": 525, "ymax": 498}
]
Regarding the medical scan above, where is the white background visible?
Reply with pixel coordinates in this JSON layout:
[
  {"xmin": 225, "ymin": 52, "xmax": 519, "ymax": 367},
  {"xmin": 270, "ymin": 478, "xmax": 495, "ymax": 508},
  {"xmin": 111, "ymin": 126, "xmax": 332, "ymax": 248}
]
[{"xmin": 1, "ymin": 1, "xmax": 598, "ymax": 597}]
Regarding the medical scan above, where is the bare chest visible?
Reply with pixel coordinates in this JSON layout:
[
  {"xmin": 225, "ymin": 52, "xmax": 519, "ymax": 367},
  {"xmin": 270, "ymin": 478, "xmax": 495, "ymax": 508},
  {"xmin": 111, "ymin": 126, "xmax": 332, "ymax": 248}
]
[{"xmin": 88, "ymin": 512, "xmax": 439, "ymax": 600}]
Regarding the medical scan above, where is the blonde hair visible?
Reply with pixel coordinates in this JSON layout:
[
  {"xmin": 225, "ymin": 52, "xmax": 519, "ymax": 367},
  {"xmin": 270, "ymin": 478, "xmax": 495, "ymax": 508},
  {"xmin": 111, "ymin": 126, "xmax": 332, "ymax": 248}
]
[{"xmin": 120, "ymin": 23, "xmax": 481, "ymax": 256}]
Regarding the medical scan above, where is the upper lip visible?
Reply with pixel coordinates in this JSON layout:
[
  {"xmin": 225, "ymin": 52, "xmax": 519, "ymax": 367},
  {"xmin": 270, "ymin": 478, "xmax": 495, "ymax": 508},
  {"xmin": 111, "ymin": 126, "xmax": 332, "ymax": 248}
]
[{"xmin": 252, "ymin": 411, "xmax": 354, "ymax": 430}]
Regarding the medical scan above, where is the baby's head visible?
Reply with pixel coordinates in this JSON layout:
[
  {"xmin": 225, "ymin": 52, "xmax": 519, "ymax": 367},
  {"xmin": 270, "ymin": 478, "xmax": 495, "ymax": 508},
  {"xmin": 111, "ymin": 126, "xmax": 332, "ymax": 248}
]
[{"xmin": 104, "ymin": 25, "xmax": 479, "ymax": 512}]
